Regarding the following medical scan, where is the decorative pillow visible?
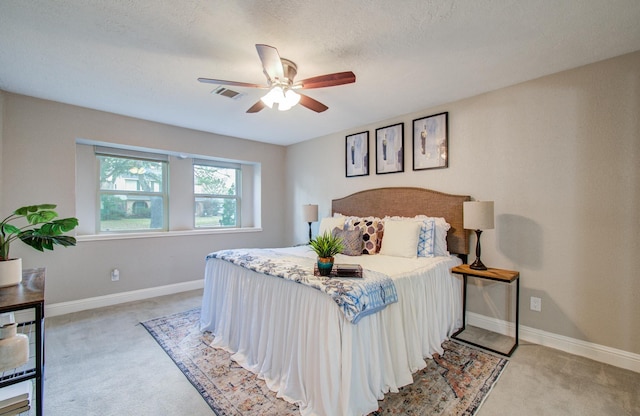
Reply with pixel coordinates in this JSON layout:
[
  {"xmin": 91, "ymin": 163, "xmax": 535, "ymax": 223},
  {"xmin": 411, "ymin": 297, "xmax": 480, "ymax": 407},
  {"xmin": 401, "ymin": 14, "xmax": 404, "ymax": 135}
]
[
  {"xmin": 375, "ymin": 220, "xmax": 385, "ymax": 253},
  {"xmin": 417, "ymin": 218, "xmax": 436, "ymax": 257},
  {"xmin": 331, "ymin": 227, "xmax": 363, "ymax": 256},
  {"xmin": 352, "ymin": 216, "xmax": 384, "ymax": 252},
  {"xmin": 347, "ymin": 218, "xmax": 380, "ymax": 254},
  {"xmin": 382, "ymin": 216, "xmax": 435, "ymax": 257},
  {"xmin": 379, "ymin": 220, "xmax": 422, "ymax": 258},
  {"xmin": 415, "ymin": 215, "xmax": 451, "ymax": 256},
  {"xmin": 318, "ymin": 216, "xmax": 346, "ymax": 236}
]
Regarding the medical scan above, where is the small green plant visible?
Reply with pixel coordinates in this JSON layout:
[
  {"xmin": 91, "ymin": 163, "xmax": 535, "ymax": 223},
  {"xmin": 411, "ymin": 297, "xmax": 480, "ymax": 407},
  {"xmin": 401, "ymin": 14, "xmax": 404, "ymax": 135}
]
[
  {"xmin": 0, "ymin": 204, "xmax": 79, "ymax": 261},
  {"xmin": 309, "ymin": 232, "xmax": 344, "ymax": 259}
]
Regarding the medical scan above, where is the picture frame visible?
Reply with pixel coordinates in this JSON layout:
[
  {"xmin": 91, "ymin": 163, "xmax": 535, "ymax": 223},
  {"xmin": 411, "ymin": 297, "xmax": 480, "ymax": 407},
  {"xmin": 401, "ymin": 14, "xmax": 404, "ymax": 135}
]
[
  {"xmin": 375, "ymin": 123, "xmax": 404, "ymax": 174},
  {"xmin": 412, "ymin": 112, "xmax": 448, "ymax": 170},
  {"xmin": 345, "ymin": 131, "xmax": 369, "ymax": 177}
]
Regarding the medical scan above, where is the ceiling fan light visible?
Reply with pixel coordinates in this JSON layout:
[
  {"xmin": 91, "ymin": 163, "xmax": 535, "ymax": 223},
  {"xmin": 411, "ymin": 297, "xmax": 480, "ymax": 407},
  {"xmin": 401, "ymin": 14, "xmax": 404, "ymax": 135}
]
[
  {"xmin": 285, "ymin": 89, "xmax": 301, "ymax": 106},
  {"xmin": 260, "ymin": 86, "xmax": 283, "ymax": 108},
  {"xmin": 277, "ymin": 89, "xmax": 300, "ymax": 111},
  {"xmin": 260, "ymin": 96, "xmax": 273, "ymax": 108},
  {"xmin": 260, "ymin": 86, "xmax": 300, "ymax": 111},
  {"xmin": 277, "ymin": 102, "xmax": 292, "ymax": 111}
]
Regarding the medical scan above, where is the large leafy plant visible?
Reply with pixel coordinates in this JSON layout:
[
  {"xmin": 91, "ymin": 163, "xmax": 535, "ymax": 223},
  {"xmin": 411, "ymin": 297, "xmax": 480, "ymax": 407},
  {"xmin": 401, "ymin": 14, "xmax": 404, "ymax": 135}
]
[
  {"xmin": 309, "ymin": 232, "xmax": 344, "ymax": 259},
  {"xmin": 0, "ymin": 204, "xmax": 79, "ymax": 261}
]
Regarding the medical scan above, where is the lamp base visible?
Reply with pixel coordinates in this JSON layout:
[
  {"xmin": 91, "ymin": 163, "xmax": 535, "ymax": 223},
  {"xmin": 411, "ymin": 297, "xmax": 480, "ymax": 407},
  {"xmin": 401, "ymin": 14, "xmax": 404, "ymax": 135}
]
[
  {"xmin": 470, "ymin": 229, "xmax": 488, "ymax": 270},
  {"xmin": 469, "ymin": 257, "xmax": 487, "ymax": 270}
]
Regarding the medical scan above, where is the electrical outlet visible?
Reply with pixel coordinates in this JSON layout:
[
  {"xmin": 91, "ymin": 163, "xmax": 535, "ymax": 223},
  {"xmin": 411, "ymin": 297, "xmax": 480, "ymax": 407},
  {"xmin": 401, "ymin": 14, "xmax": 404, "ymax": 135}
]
[
  {"xmin": 111, "ymin": 269, "xmax": 120, "ymax": 282},
  {"xmin": 530, "ymin": 296, "xmax": 541, "ymax": 312}
]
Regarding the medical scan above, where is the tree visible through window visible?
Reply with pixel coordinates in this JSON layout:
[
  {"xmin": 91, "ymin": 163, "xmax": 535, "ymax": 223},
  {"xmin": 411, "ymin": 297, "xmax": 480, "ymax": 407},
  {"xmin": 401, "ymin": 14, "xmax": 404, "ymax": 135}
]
[
  {"xmin": 98, "ymin": 155, "xmax": 167, "ymax": 232},
  {"xmin": 194, "ymin": 164, "xmax": 240, "ymax": 228}
]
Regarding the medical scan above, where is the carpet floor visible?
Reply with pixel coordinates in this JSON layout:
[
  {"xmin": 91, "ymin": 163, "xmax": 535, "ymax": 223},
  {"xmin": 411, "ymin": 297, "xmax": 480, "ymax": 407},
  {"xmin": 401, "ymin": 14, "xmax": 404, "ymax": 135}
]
[{"xmin": 142, "ymin": 308, "xmax": 507, "ymax": 415}]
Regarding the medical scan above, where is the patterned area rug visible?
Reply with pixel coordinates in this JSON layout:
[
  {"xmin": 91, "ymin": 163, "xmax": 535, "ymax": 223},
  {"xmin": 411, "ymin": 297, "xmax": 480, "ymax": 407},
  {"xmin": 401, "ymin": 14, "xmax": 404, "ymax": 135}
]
[{"xmin": 141, "ymin": 309, "xmax": 508, "ymax": 416}]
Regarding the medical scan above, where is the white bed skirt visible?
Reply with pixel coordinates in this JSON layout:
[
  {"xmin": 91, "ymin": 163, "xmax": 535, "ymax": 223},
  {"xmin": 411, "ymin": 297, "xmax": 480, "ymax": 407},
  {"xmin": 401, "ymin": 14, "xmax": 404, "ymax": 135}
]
[{"xmin": 200, "ymin": 254, "xmax": 462, "ymax": 416}]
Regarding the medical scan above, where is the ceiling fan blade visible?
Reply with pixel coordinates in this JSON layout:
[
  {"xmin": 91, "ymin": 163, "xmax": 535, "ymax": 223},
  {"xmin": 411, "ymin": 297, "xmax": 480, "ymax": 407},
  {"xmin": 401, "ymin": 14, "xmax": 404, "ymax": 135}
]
[
  {"xmin": 298, "ymin": 93, "xmax": 328, "ymax": 113},
  {"xmin": 198, "ymin": 78, "xmax": 264, "ymax": 89},
  {"xmin": 246, "ymin": 100, "xmax": 266, "ymax": 113},
  {"xmin": 295, "ymin": 71, "xmax": 356, "ymax": 89},
  {"xmin": 256, "ymin": 44, "xmax": 284, "ymax": 83}
]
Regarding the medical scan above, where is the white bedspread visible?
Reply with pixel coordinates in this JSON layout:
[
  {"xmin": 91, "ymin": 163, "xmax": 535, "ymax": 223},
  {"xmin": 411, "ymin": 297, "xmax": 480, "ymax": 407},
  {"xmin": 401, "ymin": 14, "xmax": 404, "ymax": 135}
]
[{"xmin": 200, "ymin": 246, "xmax": 462, "ymax": 416}]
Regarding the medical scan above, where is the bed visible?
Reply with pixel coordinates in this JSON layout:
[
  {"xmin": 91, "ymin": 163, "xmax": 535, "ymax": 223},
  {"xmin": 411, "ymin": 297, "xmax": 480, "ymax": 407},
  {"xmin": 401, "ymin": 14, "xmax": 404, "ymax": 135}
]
[{"xmin": 200, "ymin": 187, "xmax": 470, "ymax": 416}]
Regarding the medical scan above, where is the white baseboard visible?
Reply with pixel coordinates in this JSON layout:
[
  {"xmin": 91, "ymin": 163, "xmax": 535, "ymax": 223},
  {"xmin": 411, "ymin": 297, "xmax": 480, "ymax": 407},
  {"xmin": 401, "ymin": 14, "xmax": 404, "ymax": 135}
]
[
  {"xmin": 467, "ymin": 312, "xmax": 640, "ymax": 373},
  {"xmin": 45, "ymin": 280, "xmax": 204, "ymax": 318}
]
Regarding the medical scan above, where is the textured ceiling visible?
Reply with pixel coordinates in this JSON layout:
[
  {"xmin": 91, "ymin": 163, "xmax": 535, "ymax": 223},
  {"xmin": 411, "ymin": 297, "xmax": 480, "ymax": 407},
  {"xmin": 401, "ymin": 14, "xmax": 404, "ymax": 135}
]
[{"xmin": 1, "ymin": 0, "xmax": 639, "ymax": 146}]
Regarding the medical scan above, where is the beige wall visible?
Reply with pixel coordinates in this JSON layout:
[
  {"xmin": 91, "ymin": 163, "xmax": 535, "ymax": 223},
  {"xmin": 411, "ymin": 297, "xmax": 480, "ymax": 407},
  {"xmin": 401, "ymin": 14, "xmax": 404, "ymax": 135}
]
[
  {"xmin": 0, "ymin": 91, "xmax": 4, "ymax": 207},
  {"xmin": 286, "ymin": 51, "xmax": 640, "ymax": 355},
  {"xmin": 1, "ymin": 94, "xmax": 287, "ymax": 304}
]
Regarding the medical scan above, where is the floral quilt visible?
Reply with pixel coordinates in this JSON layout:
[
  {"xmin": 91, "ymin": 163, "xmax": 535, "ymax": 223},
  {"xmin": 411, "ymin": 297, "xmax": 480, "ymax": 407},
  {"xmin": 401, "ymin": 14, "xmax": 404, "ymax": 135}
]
[{"xmin": 206, "ymin": 249, "xmax": 398, "ymax": 324}]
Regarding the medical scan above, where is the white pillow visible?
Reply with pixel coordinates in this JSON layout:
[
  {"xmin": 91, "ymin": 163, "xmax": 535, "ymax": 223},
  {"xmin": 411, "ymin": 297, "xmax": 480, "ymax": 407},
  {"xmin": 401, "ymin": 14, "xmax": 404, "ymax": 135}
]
[
  {"xmin": 379, "ymin": 220, "xmax": 422, "ymax": 258},
  {"xmin": 318, "ymin": 216, "xmax": 346, "ymax": 236},
  {"xmin": 382, "ymin": 216, "xmax": 435, "ymax": 257}
]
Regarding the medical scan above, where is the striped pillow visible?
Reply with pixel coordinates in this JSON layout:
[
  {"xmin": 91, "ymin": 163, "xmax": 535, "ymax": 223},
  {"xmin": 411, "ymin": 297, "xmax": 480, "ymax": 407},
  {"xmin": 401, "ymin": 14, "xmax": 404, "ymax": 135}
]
[{"xmin": 417, "ymin": 218, "xmax": 436, "ymax": 257}]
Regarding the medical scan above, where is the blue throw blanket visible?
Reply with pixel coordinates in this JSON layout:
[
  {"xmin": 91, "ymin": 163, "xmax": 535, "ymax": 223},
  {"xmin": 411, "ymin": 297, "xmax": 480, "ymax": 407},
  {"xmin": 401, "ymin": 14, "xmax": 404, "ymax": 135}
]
[{"xmin": 206, "ymin": 249, "xmax": 398, "ymax": 324}]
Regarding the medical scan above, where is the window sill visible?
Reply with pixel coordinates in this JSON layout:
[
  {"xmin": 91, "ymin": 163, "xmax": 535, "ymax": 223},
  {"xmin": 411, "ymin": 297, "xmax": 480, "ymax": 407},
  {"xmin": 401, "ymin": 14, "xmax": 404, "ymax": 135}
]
[{"xmin": 76, "ymin": 227, "xmax": 262, "ymax": 242}]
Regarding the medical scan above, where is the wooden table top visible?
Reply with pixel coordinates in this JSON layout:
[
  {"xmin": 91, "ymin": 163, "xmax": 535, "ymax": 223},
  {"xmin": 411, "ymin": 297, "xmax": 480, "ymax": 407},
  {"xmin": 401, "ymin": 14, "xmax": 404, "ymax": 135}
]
[
  {"xmin": 0, "ymin": 268, "xmax": 45, "ymax": 311},
  {"xmin": 452, "ymin": 264, "xmax": 519, "ymax": 283}
]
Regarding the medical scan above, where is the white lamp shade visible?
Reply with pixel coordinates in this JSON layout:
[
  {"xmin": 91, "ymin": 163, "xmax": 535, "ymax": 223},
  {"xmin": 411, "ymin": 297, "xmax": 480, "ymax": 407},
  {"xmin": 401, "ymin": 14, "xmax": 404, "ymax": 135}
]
[
  {"xmin": 463, "ymin": 201, "xmax": 494, "ymax": 230},
  {"xmin": 303, "ymin": 204, "xmax": 318, "ymax": 223}
]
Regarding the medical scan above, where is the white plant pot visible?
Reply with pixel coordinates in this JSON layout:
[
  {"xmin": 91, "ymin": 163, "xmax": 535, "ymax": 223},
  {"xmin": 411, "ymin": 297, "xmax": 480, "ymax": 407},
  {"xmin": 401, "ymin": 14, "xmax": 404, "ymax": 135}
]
[
  {"xmin": 0, "ymin": 323, "xmax": 29, "ymax": 372},
  {"xmin": 0, "ymin": 258, "xmax": 22, "ymax": 288}
]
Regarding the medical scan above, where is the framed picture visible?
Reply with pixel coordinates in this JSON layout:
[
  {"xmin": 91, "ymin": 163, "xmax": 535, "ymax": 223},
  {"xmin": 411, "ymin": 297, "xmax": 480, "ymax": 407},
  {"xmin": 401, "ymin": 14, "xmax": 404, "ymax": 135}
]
[
  {"xmin": 345, "ymin": 131, "xmax": 369, "ymax": 177},
  {"xmin": 412, "ymin": 112, "xmax": 448, "ymax": 170},
  {"xmin": 375, "ymin": 123, "xmax": 404, "ymax": 174}
]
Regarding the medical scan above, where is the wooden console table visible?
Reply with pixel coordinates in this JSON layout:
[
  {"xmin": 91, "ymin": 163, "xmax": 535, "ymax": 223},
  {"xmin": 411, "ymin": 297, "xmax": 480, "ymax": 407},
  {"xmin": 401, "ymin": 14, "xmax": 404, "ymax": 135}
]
[{"xmin": 0, "ymin": 268, "xmax": 45, "ymax": 416}]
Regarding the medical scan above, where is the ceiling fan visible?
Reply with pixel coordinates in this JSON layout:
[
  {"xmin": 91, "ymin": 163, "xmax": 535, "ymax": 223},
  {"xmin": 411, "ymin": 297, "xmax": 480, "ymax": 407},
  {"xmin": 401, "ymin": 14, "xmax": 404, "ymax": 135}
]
[{"xmin": 198, "ymin": 44, "xmax": 356, "ymax": 113}]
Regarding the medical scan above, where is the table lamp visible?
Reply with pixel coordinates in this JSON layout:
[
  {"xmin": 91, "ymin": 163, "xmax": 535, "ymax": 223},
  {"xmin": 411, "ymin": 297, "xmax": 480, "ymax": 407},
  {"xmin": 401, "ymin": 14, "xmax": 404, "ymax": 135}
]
[
  {"xmin": 463, "ymin": 201, "xmax": 494, "ymax": 270},
  {"xmin": 303, "ymin": 204, "xmax": 318, "ymax": 243}
]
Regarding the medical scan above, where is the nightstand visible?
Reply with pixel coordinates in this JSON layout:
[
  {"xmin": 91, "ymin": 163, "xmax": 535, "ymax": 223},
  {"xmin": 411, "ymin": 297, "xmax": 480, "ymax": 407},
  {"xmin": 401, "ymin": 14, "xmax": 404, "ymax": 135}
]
[{"xmin": 451, "ymin": 264, "xmax": 519, "ymax": 357}]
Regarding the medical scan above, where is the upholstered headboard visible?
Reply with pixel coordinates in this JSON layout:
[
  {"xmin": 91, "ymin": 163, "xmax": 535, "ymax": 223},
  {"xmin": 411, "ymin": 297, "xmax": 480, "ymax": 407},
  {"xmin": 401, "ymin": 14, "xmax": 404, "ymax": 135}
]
[{"xmin": 331, "ymin": 187, "xmax": 470, "ymax": 256}]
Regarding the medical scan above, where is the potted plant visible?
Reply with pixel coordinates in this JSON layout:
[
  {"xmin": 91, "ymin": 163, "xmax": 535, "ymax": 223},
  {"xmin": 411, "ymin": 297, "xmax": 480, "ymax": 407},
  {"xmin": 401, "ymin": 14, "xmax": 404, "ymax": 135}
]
[
  {"xmin": 309, "ymin": 231, "xmax": 344, "ymax": 276},
  {"xmin": 0, "ymin": 204, "xmax": 79, "ymax": 287}
]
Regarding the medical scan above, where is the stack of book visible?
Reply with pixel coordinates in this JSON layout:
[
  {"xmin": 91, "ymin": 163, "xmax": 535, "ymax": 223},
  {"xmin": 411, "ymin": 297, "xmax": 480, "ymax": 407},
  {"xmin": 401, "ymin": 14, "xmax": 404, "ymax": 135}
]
[
  {"xmin": 334, "ymin": 264, "xmax": 362, "ymax": 277},
  {"xmin": 313, "ymin": 264, "xmax": 363, "ymax": 278},
  {"xmin": 0, "ymin": 381, "xmax": 30, "ymax": 415}
]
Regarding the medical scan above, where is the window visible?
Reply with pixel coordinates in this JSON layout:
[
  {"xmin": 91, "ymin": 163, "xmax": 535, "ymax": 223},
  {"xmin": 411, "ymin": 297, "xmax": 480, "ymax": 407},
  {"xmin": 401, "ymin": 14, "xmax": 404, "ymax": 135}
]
[
  {"xmin": 97, "ymin": 148, "xmax": 168, "ymax": 232},
  {"xmin": 76, "ymin": 142, "xmax": 259, "ymax": 236},
  {"xmin": 193, "ymin": 161, "xmax": 241, "ymax": 228}
]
